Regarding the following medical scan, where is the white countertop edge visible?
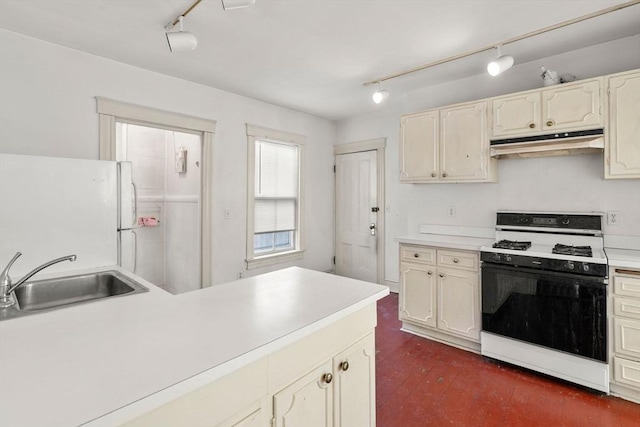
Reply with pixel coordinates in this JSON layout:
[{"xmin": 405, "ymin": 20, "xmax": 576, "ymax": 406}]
[
  {"xmin": 605, "ymin": 248, "xmax": 640, "ymax": 270},
  {"xmin": 396, "ymin": 234, "xmax": 495, "ymax": 251},
  {"xmin": 83, "ymin": 287, "xmax": 389, "ymax": 427}
]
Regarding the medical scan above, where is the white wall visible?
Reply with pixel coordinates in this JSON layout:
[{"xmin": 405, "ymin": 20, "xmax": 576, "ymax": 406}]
[
  {"xmin": 0, "ymin": 29, "xmax": 335, "ymax": 286},
  {"xmin": 335, "ymin": 35, "xmax": 640, "ymax": 283}
]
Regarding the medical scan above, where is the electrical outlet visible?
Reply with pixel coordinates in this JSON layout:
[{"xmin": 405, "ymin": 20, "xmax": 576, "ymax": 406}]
[
  {"xmin": 447, "ymin": 206, "xmax": 456, "ymax": 217},
  {"xmin": 607, "ymin": 211, "xmax": 620, "ymax": 226}
]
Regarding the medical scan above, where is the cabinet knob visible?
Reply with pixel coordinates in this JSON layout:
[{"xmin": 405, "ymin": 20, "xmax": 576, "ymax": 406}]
[
  {"xmin": 323, "ymin": 373, "xmax": 333, "ymax": 384},
  {"xmin": 431, "ymin": 172, "xmax": 437, "ymax": 177},
  {"xmin": 414, "ymin": 253, "xmax": 419, "ymax": 258},
  {"xmin": 439, "ymin": 273, "xmax": 445, "ymax": 278},
  {"xmin": 442, "ymin": 172, "xmax": 448, "ymax": 178},
  {"xmin": 529, "ymin": 123, "xmax": 536, "ymax": 129},
  {"xmin": 453, "ymin": 258, "xmax": 459, "ymax": 263},
  {"xmin": 427, "ymin": 270, "xmax": 433, "ymax": 276},
  {"xmin": 546, "ymin": 120, "xmax": 554, "ymax": 127},
  {"xmin": 340, "ymin": 361, "xmax": 350, "ymax": 371}
]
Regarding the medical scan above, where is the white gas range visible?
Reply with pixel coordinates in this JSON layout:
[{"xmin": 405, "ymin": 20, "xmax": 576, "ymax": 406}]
[{"xmin": 480, "ymin": 211, "xmax": 609, "ymax": 393}]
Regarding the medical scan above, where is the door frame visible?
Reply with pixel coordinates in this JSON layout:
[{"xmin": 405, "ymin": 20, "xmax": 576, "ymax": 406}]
[
  {"xmin": 334, "ymin": 138, "xmax": 386, "ymax": 284},
  {"xmin": 96, "ymin": 97, "xmax": 216, "ymax": 288}
]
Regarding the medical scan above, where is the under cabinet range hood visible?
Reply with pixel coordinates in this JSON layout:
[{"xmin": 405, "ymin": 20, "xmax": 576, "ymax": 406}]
[{"xmin": 490, "ymin": 129, "xmax": 605, "ymax": 159}]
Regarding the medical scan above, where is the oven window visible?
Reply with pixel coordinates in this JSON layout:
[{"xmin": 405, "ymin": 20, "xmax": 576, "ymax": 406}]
[{"xmin": 482, "ymin": 265, "xmax": 607, "ymax": 362}]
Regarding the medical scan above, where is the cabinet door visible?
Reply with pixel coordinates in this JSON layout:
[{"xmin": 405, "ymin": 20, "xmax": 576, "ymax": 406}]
[
  {"xmin": 399, "ymin": 262, "xmax": 436, "ymax": 328},
  {"xmin": 614, "ymin": 317, "xmax": 640, "ymax": 360},
  {"xmin": 542, "ymin": 78, "xmax": 602, "ymax": 131},
  {"xmin": 333, "ymin": 334, "xmax": 375, "ymax": 427},
  {"xmin": 400, "ymin": 110, "xmax": 439, "ymax": 181},
  {"xmin": 436, "ymin": 267, "xmax": 480, "ymax": 341},
  {"xmin": 273, "ymin": 360, "xmax": 334, "ymax": 427},
  {"xmin": 440, "ymin": 101, "xmax": 491, "ymax": 181},
  {"xmin": 606, "ymin": 71, "xmax": 640, "ymax": 179},
  {"xmin": 491, "ymin": 91, "xmax": 540, "ymax": 137}
]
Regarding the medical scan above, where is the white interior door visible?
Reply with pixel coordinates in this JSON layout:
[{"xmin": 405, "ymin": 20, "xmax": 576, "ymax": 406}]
[{"xmin": 335, "ymin": 150, "xmax": 378, "ymax": 283}]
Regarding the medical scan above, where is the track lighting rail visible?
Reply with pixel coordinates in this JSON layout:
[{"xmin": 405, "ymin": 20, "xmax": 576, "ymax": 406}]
[
  {"xmin": 166, "ymin": 0, "xmax": 204, "ymax": 31},
  {"xmin": 363, "ymin": 0, "xmax": 640, "ymax": 86}
]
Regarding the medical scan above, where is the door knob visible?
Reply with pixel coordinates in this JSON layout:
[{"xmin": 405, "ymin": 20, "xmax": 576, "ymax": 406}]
[{"xmin": 370, "ymin": 223, "xmax": 376, "ymax": 236}]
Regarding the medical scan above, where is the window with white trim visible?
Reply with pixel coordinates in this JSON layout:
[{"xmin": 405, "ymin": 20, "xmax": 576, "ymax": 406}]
[{"xmin": 246, "ymin": 125, "xmax": 304, "ymax": 268}]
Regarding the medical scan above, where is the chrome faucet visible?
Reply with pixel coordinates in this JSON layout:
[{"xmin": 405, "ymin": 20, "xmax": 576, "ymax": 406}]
[{"xmin": 0, "ymin": 252, "xmax": 77, "ymax": 308}]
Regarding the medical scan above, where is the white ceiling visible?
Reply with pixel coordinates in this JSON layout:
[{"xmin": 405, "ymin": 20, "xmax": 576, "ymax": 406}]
[{"xmin": 0, "ymin": 0, "xmax": 638, "ymax": 121}]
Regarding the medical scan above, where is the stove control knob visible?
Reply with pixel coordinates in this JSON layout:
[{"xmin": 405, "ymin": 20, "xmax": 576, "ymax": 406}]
[
  {"xmin": 565, "ymin": 261, "xmax": 575, "ymax": 270},
  {"xmin": 493, "ymin": 253, "xmax": 501, "ymax": 262},
  {"xmin": 505, "ymin": 255, "xmax": 512, "ymax": 262},
  {"xmin": 561, "ymin": 217, "xmax": 570, "ymax": 225},
  {"xmin": 582, "ymin": 264, "xmax": 590, "ymax": 272}
]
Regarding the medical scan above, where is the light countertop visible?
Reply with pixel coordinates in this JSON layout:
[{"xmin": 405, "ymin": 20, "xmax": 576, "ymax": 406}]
[
  {"xmin": 0, "ymin": 266, "xmax": 388, "ymax": 427},
  {"xmin": 605, "ymin": 248, "xmax": 640, "ymax": 270},
  {"xmin": 396, "ymin": 234, "xmax": 495, "ymax": 252}
]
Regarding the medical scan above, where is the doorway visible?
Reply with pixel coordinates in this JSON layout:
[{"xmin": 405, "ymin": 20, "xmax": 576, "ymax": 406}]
[
  {"xmin": 334, "ymin": 138, "xmax": 386, "ymax": 283},
  {"xmin": 96, "ymin": 97, "xmax": 216, "ymax": 289},
  {"xmin": 116, "ymin": 123, "xmax": 202, "ymax": 294}
]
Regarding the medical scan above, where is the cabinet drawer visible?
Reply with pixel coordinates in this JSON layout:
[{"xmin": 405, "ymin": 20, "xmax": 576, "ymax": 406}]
[
  {"xmin": 614, "ymin": 270, "xmax": 640, "ymax": 298},
  {"xmin": 614, "ymin": 296, "xmax": 640, "ymax": 320},
  {"xmin": 437, "ymin": 249, "xmax": 479, "ymax": 271},
  {"xmin": 400, "ymin": 245, "xmax": 436, "ymax": 265},
  {"xmin": 613, "ymin": 356, "xmax": 640, "ymax": 390},
  {"xmin": 614, "ymin": 317, "xmax": 640, "ymax": 359}
]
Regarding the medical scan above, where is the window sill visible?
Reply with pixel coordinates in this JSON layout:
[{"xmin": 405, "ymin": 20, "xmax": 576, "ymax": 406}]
[{"xmin": 246, "ymin": 250, "xmax": 304, "ymax": 270}]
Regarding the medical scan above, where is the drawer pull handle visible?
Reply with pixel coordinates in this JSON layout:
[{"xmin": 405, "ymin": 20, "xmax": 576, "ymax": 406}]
[
  {"xmin": 546, "ymin": 120, "xmax": 554, "ymax": 127},
  {"xmin": 323, "ymin": 373, "xmax": 333, "ymax": 384},
  {"xmin": 427, "ymin": 271, "xmax": 433, "ymax": 276},
  {"xmin": 453, "ymin": 258, "xmax": 459, "ymax": 263},
  {"xmin": 414, "ymin": 253, "xmax": 419, "ymax": 258},
  {"xmin": 529, "ymin": 123, "xmax": 535, "ymax": 129},
  {"xmin": 340, "ymin": 361, "xmax": 350, "ymax": 371},
  {"xmin": 439, "ymin": 273, "xmax": 445, "ymax": 278}
]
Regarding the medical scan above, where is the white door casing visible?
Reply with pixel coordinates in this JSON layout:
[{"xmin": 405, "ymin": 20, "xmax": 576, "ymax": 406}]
[
  {"xmin": 334, "ymin": 139, "xmax": 385, "ymax": 284},
  {"xmin": 96, "ymin": 97, "xmax": 215, "ymax": 288}
]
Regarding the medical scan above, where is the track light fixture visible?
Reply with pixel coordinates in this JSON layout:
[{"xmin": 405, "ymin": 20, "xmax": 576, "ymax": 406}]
[
  {"xmin": 165, "ymin": 0, "xmax": 256, "ymax": 53},
  {"xmin": 372, "ymin": 83, "xmax": 389, "ymax": 104},
  {"xmin": 487, "ymin": 45, "xmax": 514, "ymax": 76},
  {"xmin": 166, "ymin": 16, "xmax": 198, "ymax": 52}
]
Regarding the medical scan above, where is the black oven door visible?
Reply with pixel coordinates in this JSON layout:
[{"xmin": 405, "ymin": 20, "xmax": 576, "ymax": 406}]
[{"xmin": 482, "ymin": 263, "xmax": 607, "ymax": 362}]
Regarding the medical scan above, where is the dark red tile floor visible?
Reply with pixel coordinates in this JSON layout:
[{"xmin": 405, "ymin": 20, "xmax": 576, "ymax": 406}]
[{"xmin": 375, "ymin": 293, "xmax": 640, "ymax": 427}]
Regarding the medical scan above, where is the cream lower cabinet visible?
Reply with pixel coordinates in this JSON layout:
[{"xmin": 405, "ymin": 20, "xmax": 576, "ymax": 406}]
[
  {"xmin": 399, "ymin": 244, "xmax": 481, "ymax": 352},
  {"xmin": 119, "ymin": 306, "xmax": 377, "ymax": 427},
  {"xmin": 273, "ymin": 334, "xmax": 375, "ymax": 427},
  {"xmin": 605, "ymin": 69, "xmax": 640, "ymax": 179},
  {"xmin": 610, "ymin": 268, "xmax": 640, "ymax": 403}
]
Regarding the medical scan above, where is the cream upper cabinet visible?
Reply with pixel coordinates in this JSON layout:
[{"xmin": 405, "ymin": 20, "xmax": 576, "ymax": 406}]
[
  {"xmin": 541, "ymin": 78, "xmax": 603, "ymax": 131},
  {"xmin": 440, "ymin": 101, "xmax": 495, "ymax": 182},
  {"xmin": 400, "ymin": 101, "xmax": 496, "ymax": 183},
  {"xmin": 490, "ymin": 77, "xmax": 603, "ymax": 138},
  {"xmin": 605, "ymin": 70, "xmax": 640, "ymax": 179},
  {"xmin": 399, "ymin": 109, "xmax": 439, "ymax": 181},
  {"xmin": 491, "ymin": 91, "xmax": 541, "ymax": 137}
]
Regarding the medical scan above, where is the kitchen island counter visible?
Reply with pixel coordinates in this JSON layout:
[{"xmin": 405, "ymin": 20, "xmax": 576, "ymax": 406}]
[{"xmin": 0, "ymin": 266, "xmax": 388, "ymax": 427}]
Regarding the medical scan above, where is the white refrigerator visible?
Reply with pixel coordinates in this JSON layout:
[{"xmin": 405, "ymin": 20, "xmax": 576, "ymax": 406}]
[
  {"xmin": 0, "ymin": 154, "xmax": 136, "ymax": 276},
  {"xmin": 117, "ymin": 161, "xmax": 137, "ymax": 273}
]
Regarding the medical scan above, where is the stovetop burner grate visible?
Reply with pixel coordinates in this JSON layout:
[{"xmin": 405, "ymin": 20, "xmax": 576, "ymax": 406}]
[
  {"xmin": 492, "ymin": 240, "xmax": 532, "ymax": 251},
  {"xmin": 552, "ymin": 244, "xmax": 593, "ymax": 257}
]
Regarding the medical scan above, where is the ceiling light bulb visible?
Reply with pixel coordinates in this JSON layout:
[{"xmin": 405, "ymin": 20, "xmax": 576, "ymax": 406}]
[{"xmin": 372, "ymin": 88, "xmax": 389, "ymax": 104}]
